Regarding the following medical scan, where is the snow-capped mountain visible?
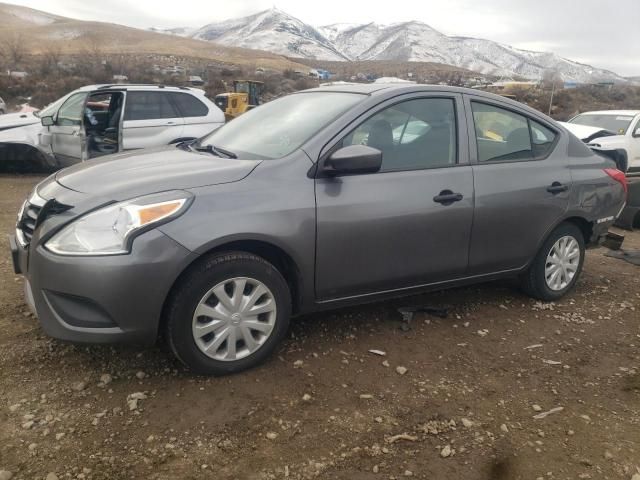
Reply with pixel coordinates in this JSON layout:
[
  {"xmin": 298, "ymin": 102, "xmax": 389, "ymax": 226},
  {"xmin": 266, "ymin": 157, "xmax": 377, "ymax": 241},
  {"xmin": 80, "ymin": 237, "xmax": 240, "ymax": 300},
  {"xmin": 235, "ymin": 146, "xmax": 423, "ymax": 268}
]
[
  {"xmin": 181, "ymin": 8, "xmax": 623, "ymax": 83},
  {"xmin": 319, "ymin": 21, "xmax": 623, "ymax": 83},
  {"xmin": 191, "ymin": 8, "xmax": 348, "ymax": 61}
]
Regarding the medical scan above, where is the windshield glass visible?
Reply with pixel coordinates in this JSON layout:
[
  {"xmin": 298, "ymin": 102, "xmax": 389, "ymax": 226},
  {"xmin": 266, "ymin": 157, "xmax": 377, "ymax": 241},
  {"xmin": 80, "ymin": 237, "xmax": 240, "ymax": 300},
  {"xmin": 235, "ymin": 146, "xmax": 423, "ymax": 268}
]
[
  {"xmin": 36, "ymin": 92, "xmax": 73, "ymax": 118},
  {"xmin": 569, "ymin": 113, "xmax": 635, "ymax": 135},
  {"xmin": 201, "ymin": 92, "xmax": 364, "ymax": 159}
]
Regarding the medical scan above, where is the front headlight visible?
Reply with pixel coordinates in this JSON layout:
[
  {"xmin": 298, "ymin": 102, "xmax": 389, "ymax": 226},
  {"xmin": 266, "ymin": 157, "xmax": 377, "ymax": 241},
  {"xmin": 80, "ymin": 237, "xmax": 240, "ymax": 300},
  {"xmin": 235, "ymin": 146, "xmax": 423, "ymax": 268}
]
[{"xmin": 45, "ymin": 192, "xmax": 192, "ymax": 256}]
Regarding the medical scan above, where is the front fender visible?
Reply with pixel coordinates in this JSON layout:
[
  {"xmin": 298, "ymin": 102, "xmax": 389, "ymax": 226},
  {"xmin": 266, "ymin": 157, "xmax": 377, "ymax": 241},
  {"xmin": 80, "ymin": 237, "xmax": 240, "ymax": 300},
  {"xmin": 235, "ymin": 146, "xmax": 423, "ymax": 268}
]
[{"xmin": 0, "ymin": 123, "xmax": 56, "ymax": 166}]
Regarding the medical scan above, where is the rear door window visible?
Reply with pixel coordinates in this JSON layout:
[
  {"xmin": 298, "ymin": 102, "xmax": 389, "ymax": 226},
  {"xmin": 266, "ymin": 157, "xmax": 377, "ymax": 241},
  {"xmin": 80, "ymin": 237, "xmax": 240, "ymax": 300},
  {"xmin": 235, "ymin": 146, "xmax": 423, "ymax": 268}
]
[
  {"xmin": 471, "ymin": 102, "xmax": 557, "ymax": 162},
  {"xmin": 169, "ymin": 92, "xmax": 209, "ymax": 117},
  {"xmin": 124, "ymin": 91, "xmax": 179, "ymax": 121}
]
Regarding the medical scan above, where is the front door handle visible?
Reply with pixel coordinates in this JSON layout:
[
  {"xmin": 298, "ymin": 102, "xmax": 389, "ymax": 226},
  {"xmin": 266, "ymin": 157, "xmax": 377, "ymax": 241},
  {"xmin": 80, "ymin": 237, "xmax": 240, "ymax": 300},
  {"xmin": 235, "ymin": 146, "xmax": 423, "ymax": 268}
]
[
  {"xmin": 547, "ymin": 182, "xmax": 569, "ymax": 194},
  {"xmin": 433, "ymin": 190, "xmax": 464, "ymax": 205}
]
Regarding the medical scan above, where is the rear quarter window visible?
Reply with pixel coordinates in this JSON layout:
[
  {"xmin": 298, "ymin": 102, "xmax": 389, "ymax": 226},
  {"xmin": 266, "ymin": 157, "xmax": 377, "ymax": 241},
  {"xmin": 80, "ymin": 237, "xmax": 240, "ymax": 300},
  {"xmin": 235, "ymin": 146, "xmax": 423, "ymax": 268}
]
[
  {"xmin": 530, "ymin": 120, "xmax": 557, "ymax": 157},
  {"xmin": 169, "ymin": 92, "xmax": 209, "ymax": 117}
]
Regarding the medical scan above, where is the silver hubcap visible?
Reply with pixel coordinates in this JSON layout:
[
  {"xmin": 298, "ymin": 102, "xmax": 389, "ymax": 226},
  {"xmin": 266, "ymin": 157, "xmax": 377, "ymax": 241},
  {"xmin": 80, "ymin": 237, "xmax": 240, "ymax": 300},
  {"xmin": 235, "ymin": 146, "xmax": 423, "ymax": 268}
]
[
  {"xmin": 192, "ymin": 277, "xmax": 277, "ymax": 361},
  {"xmin": 545, "ymin": 235, "xmax": 580, "ymax": 291}
]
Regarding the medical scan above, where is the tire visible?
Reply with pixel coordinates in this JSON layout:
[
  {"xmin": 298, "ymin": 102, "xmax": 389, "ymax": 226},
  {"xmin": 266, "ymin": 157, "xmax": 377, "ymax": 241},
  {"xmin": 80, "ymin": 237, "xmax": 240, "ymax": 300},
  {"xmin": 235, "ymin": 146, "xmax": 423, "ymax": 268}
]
[
  {"xmin": 165, "ymin": 251, "xmax": 292, "ymax": 375},
  {"xmin": 520, "ymin": 223, "xmax": 585, "ymax": 301}
]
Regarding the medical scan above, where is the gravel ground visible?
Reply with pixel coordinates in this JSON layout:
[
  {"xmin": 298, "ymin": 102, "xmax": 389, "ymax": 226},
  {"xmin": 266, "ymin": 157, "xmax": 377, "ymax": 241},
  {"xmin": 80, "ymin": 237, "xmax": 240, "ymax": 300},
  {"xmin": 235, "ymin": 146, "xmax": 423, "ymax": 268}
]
[{"xmin": 1, "ymin": 174, "xmax": 639, "ymax": 480}]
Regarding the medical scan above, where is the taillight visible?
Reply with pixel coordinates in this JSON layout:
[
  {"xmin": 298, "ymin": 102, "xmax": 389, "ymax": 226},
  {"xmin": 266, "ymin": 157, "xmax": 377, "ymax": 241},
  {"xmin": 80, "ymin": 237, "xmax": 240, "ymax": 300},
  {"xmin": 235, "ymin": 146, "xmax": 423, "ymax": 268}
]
[{"xmin": 604, "ymin": 168, "xmax": 628, "ymax": 197}]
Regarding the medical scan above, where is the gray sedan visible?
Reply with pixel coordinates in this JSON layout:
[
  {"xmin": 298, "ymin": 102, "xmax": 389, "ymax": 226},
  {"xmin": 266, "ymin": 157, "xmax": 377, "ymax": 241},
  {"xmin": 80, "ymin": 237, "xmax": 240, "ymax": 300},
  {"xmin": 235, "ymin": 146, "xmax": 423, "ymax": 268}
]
[{"xmin": 10, "ymin": 84, "xmax": 627, "ymax": 375}]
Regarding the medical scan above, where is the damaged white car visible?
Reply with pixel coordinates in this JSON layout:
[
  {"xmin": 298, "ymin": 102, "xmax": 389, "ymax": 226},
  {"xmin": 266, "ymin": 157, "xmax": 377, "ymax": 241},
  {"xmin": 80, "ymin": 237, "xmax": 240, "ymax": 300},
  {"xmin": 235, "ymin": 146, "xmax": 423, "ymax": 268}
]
[
  {"xmin": 0, "ymin": 84, "xmax": 225, "ymax": 170},
  {"xmin": 561, "ymin": 110, "xmax": 640, "ymax": 172}
]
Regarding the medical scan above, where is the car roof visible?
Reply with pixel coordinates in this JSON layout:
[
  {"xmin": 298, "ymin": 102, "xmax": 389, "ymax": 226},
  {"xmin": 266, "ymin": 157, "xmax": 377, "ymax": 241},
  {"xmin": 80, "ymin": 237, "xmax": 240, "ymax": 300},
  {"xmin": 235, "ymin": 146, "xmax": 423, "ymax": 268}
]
[
  {"xmin": 302, "ymin": 83, "xmax": 553, "ymax": 122},
  {"xmin": 574, "ymin": 110, "xmax": 640, "ymax": 116}
]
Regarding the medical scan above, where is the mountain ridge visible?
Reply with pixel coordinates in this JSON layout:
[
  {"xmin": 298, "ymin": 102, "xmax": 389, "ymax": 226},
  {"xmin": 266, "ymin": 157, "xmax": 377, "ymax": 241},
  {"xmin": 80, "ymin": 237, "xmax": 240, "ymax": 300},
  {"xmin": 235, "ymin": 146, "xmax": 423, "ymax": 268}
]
[{"xmin": 188, "ymin": 8, "xmax": 624, "ymax": 83}]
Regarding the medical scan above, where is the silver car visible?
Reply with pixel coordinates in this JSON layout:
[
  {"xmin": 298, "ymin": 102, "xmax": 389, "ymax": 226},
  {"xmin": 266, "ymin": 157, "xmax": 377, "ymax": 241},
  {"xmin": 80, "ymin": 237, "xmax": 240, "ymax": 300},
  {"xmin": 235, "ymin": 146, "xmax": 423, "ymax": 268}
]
[
  {"xmin": 10, "ymin": 84, "xmax": 627, "ymax": 375},
  {"xmin": 0, "ymin": 84, "xmax": 224, "ymax": 170}
]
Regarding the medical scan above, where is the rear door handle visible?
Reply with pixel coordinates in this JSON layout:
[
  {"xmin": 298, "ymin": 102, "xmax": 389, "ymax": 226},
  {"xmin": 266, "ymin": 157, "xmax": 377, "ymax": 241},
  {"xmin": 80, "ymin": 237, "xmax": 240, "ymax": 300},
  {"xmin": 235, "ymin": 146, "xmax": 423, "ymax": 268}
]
[
  {"xmin": 433, "ymin": 190, "xmax": 464, "ymax": 205},
  {"xmin": 547, "ymin": 182, "xmax": 569, "ymax": 194}
]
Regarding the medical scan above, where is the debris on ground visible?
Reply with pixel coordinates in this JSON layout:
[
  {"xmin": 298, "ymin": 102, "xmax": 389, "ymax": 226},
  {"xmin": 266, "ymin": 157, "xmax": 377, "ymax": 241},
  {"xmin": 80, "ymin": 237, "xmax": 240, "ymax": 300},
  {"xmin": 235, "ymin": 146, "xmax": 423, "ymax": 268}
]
[
  {"xmin": 368, "ymin": 349, "xmax": 386, "ymax": 356},
  {"xmin": 604, "ymin": 249, "xmax": 640, "ymax": 266},
  {"xmin": 397, "ymin": 305, "xmax": 448, "ymax": 326},
  {"xmin": 533, "ymin": 407, "xmax": 565, "ymax": 420},
  {"xmin": 386, "ymin": 433, "xmax": 418, "ymax": 444}
]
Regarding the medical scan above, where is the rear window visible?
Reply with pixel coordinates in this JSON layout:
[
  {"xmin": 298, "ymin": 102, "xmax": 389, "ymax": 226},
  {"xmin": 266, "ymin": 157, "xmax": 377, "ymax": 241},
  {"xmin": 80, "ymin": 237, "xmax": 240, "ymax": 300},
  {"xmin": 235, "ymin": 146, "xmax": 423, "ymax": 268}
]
[
  {"xmin": 124, "ymin": 91, "xmax": 179, "ymax": 121},
  {"xmin": 169, "ymin": 92, "xmax": 209, "ymax": 117}
]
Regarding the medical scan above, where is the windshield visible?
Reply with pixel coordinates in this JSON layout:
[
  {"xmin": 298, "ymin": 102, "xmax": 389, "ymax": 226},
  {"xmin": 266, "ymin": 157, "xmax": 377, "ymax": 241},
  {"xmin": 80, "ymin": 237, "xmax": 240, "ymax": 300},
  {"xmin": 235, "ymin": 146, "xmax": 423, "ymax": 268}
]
[
  {"xmin": 201, "ymin": 92, "xmax": 364, "ymax": 159},
  {"xmin": 35, "ymin": 92, "xmax": 73, "ymax": 118},
  {"xmin": 569, "ymin": 113, "xmax": 635, "ymax": 135}
]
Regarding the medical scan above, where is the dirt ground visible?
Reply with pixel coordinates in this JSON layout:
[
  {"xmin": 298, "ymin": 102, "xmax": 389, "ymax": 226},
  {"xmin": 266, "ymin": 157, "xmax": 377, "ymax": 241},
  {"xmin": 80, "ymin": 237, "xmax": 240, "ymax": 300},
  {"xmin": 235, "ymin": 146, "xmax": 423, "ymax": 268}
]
[{"xmin": 0, "ymin": 174, "xmax": 639, "ymax": 480}]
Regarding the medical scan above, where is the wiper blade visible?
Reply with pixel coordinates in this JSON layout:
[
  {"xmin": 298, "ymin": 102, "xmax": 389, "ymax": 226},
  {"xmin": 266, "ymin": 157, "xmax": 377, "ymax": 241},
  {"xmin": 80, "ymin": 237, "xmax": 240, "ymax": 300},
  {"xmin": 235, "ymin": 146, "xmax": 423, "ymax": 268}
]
[{"xmin": 193, "ymin": 143, "xmax": 237, "ymax": 159}]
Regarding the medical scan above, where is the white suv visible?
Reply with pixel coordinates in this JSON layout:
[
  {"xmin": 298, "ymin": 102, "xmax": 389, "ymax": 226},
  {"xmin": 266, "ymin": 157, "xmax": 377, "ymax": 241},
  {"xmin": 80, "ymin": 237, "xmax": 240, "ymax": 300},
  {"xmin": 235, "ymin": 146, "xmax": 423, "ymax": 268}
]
[
  {"xmin": 0, "ymin": 84, "xmax": 224, "ymax": 169},
  {"xmin": 562, "ymin": 110, "xmax": 640, "ymax": 172}
]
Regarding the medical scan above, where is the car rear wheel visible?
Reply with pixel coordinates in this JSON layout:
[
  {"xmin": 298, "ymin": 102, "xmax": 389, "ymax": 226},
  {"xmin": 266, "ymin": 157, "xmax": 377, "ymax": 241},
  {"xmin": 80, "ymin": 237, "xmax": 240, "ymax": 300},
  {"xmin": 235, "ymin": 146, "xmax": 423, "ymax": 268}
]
[
  {"xmin": 165, "ymin": 252, "xmax": 291, "ymax": 375},
  {"xmin": 520, "ymin": 223, "xmax": 585, "ymax": 301}
]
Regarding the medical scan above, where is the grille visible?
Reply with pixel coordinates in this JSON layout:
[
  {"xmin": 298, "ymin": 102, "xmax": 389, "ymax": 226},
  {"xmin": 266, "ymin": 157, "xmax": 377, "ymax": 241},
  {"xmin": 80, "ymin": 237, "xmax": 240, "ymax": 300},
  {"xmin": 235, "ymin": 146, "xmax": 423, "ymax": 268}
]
[{"xmin": 17, "ymin": 191, "xmax": 46, "ymax": 246}]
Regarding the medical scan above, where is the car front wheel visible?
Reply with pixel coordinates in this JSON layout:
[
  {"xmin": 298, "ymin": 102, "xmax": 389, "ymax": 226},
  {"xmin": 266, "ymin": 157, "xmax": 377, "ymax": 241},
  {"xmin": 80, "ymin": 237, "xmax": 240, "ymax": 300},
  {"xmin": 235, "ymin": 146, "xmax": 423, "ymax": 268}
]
[
  {"xmin": 165, "ymin": 252, "xmax": 292, "ymax": 375},
  {"xmin": 520, "ymin": 223, "xmax": 585, "ymax": 301}
]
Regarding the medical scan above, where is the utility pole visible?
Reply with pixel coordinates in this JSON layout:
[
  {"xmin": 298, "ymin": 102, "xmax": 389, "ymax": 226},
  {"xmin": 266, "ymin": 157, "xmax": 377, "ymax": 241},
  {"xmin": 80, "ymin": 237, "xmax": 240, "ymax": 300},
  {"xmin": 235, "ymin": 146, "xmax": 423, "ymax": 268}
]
[{"xmin": 548, "ymin": 81, "xmax": 556, "ymax": 116}]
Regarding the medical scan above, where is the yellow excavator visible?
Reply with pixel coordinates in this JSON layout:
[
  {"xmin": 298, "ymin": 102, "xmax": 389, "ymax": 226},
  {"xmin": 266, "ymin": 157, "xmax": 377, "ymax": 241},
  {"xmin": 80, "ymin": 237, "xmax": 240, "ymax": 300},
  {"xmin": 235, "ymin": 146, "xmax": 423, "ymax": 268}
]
[{"xmin": 214, "ymin": 80, "xmax": 264, "ymax": 120}]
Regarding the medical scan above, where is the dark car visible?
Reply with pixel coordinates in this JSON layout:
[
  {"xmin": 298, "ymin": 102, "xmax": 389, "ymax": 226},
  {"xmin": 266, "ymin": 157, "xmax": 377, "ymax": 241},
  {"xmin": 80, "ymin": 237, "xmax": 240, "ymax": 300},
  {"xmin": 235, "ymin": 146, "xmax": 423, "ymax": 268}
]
[{"xmin": 10, "ymin": 84, "xmax": 627, "ymax": 375}]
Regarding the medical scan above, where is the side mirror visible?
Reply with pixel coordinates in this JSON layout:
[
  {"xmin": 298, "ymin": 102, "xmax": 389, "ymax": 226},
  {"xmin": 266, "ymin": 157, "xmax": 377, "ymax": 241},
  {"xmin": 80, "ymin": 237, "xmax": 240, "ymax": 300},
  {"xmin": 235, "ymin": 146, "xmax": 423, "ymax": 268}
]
[
  {"xmin": 324, "ymin": 145, "xmax": 382, "ymax": 175},
  {"xmin": 634, "ymin": 127, "xmax": 640, "ymax": 138},
  {"xmin": 40, "ymin": 116, "xmax": 54, "ymax": 127}
]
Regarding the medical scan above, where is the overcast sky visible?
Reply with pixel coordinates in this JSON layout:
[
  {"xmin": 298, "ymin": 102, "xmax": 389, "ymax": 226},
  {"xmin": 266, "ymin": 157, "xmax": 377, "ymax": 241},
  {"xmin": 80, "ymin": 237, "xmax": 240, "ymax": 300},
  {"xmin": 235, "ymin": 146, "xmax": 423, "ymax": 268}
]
[{"xmin": 7, "ymin": 0, "xmax": 640, "ymax": 75}]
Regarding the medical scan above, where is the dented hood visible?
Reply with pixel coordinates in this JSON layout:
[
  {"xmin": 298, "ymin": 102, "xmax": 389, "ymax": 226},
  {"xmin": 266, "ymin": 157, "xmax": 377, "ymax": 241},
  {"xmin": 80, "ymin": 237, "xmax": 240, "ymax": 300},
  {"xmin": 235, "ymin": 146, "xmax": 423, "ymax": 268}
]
[
  {"xmin": 559, "ymin": 122, "xmax": 617, "ymax": 143},
  {"xmin": 54, "ymin": 145, "xmax": 261, "ymax": 201},
  {"xmin": 0, "ymin": 111, "xmax": 40, "ymax": 131}
]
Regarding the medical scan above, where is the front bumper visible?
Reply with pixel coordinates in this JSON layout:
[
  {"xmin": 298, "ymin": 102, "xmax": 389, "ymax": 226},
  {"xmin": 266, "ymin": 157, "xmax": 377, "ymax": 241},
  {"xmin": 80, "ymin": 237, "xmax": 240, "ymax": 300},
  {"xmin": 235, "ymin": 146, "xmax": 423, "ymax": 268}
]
[{"xmin": 10, "ymin": 229, "xmax": 195, "ymax": 345}]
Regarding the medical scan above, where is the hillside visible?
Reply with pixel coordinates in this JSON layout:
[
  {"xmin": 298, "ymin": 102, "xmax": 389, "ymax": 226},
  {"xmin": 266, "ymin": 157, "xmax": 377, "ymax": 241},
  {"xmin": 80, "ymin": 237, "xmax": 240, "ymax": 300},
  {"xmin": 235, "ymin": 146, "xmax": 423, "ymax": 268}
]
[{"xmin": 0, "ymin": 3, "xmax": 308, "ymax": 72}]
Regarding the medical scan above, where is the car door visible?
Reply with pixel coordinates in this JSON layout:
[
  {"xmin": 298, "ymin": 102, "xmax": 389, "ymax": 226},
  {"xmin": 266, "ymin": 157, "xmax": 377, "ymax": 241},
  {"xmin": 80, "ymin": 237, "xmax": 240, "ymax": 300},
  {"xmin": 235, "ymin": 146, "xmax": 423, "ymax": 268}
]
[
  {"xmin": 121, "ymin": 91, "xmax": 185, "ymax": 149},
  {"xmin": 49, "ymin": 91, "xmax": 89, "ymax": 165},
  {"xmin": 315, "ymin": 94, "xmax": 474, "ymax": 300},
  {"xmin": 465, "ymin": 96, "xmax": 571, "ymax": 274}
]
